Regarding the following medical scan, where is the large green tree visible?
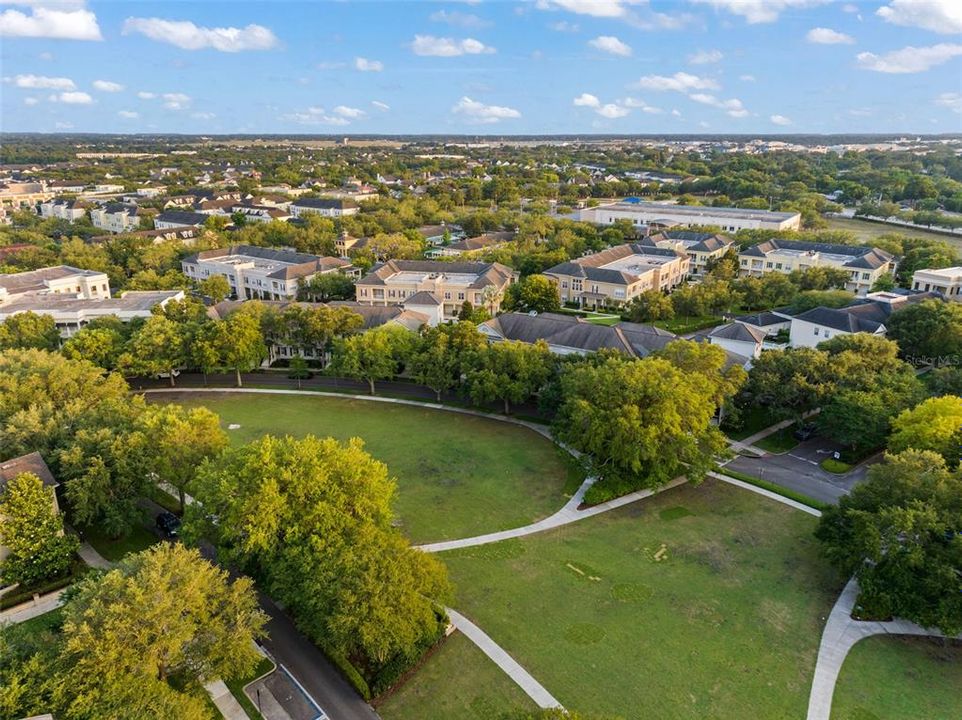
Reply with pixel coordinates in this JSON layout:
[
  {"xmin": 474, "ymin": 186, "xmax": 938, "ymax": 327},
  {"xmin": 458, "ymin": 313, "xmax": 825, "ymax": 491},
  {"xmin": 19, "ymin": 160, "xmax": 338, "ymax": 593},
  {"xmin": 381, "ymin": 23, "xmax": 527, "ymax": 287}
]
[
  {"xmin": 118, "ymin": 315, "xmax": 187, "ymax": 386},
  {"xmin": 464, "ymin": 339, "xmax": 553, "ymax": 414},
  {"xmin": 815, "ymin": 450, "xmax": 962, "ymax": 635},
  {"xmin": 188, "ymin": 435, "xmax": 451, "ymax": 670},
  {"xmin": 329, "ymin": 324, "xmax": 413, "ymax": 395},
  {"xmin": 0, "ymin": 471, "xmax": 78, "ymax": 586},
  {"xmin": 889, "ymin": 396, "xmax": 962, "ymax": 467},
  {"xmin": 554, "ymin": 355, "xmax": 729, "ymax": 493},
  {"xmin": 887, "ymin": 299, "xmax": 962, "ymax": 364},
  {"xmin": 138, "ymin": 403, "xmax": 228, "ymax": 511},
  {"xmin": 0, "ymin": 311, "xmax": 61, "ymax": 351}
]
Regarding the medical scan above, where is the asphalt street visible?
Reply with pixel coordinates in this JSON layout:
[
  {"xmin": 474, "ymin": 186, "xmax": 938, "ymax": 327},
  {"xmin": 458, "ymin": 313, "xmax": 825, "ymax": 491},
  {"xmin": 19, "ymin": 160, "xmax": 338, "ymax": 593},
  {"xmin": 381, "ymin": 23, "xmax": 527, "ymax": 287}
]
[{"xmin": 725, "ymin": 437, "xmax": 877, "ymax": 504}]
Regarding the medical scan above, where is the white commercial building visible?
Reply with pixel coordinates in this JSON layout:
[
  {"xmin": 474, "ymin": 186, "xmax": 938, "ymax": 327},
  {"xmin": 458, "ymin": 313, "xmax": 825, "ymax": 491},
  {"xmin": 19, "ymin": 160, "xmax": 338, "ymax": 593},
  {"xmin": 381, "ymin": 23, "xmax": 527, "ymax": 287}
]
[
  {"xmin": 578, "ymin": 200, "xmax": 801, "ymax": 233},
  {"xmin": 0, "ymin": 265, "xmax": 110, "ymax": 304},
  {"xmin": 912, "ymin": 266, "xmax": 962, "ymax": 301}
]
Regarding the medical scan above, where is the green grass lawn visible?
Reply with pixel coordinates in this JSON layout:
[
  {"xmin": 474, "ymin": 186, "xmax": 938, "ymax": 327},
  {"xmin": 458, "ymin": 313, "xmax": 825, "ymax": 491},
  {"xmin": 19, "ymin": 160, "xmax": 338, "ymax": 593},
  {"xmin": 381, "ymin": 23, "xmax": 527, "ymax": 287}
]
[
  {"xmin": 4, "ymin": 607, "xmax": 64, "ymax": 636},
  {"xmin": 755, "ymin": 425, "xmax": 799, "ymax": 454},
  {"xmin": 377, "ymin": 633, "xmax": 536, "ymax": 720},
  {"xmin": 441, "ymin": 479, "xmax": 843, "ymax": 719},
  {"xmin": 160, "ymin": 392, "xmax": 580, "ymax": 545},
  {"xmin": 831, "ymin": 635, "xmax": 962, "ymax": 720},
  {"xmin": 820, "ymin": 458, "xmax": 853, "ymax": 474},
  {"xmin": 654, "ymin": 314, "xmax": 725, "ymax": 334},
  {"xmin": 227, "ymin": 656, "xmax": 276, "ymax": 720},
  {"xmin": 825, "ymin": 215, "xmax": 962, "ymax": 252},
  {"xmin": 80, "ymin": 522, "xmax": 158, "ymax": 563}
]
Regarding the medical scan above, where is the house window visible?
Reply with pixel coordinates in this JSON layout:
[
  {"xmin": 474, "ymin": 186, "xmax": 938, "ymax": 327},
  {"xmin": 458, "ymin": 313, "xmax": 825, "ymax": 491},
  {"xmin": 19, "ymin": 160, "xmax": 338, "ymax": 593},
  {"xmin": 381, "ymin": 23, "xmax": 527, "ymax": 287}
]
[
  {"xmin": 766, "ymin": 262, "xmax": 773, "ymax": 269},
  {"xmin": 458, "ymin": 292, "xmax": 465, "ymax": 300},
  {"xmin": 862, "ymin": 272, "xmax": 870, "ymax": 280},
  {"xmin": 740, "ymin": 259, "xmax": 747, "ymax": 266},
  {"xmin": 775, "ymin": 263, "xmax": 782, "ymax": 270},
  {"xmin": 813, "ymin": 327, "xmax": 819, "ymax": 336},
  {"xmin": 561, "ymin": 281, "xmax": 568, "ymax": 289},
  {"xmin": 444, "ymin": 291, "xmax": 451, "ymax": 300}
]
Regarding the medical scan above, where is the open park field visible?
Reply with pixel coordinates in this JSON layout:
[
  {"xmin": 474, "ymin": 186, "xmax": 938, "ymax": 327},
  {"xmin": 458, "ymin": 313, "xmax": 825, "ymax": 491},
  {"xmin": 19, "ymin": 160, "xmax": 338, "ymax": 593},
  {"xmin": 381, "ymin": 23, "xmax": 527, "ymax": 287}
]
[
  {"xmin": 825, "ymin": 215, "xmax": 962, "ymax": 252},
  {"xmin": 831, "ymin": 635, "xmax": 962, "ymax": 720},
  {"xmin": 433, "ymin": 479, "xmax": 843, "ymax": 720},
  {"xmin": 160, "ymin": 392, "xmax": 580, "ymax": 545},
  {"xmin": 377, "ymin": 633, "xmax": 536, "ymax": 720}
]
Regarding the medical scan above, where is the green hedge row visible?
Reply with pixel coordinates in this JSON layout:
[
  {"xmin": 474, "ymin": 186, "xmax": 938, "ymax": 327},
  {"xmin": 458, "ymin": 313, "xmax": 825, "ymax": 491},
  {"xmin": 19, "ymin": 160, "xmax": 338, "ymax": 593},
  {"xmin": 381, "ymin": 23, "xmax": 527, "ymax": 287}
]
[
  {"xmin": 713, "ymin": 467, "xmax": 829, "ymax": 512},
  {"xmin": 0, "ymin": 560, "xmax": 87, "ymax": 610}
]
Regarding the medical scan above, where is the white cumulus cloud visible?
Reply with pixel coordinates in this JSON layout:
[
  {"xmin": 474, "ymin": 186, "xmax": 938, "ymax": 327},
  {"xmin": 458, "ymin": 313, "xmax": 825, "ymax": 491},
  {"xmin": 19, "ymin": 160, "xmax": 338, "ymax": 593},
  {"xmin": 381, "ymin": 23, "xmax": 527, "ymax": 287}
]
[
  {"xmin": 118, "ymin": 110, "xmax": 139, "ymax": 119},
  {"xmin": 281, "ymin": 106, "xmax": 351, "ymax": 126},
  {"xmin": 429, "ymin": 10, "xmax": 490, "ymax": 29},
  {"xmin": 877, "ymin": 0, "xmax": 962, "ymax": 35},
  {"xmin": 334, "ymin": 105, "xmax": 365, "ymax": 119},
  {"xmin": 122, "ymin": 17, "xmax": 278, "ymax": 52},
  {"xmin": 6, "ymin": 73, "xmax": 75, "ymax": 89},
  {"xmin": 770, "ymin": 114, "xmax": 792, "ymax": 125},
  {"xmin": 451, "ymin": 96, "xmax": 520, "ymax": 124},
  {"xmin": 162, "ymin": 92, "xmax": 191, "ymax": 110},
  {"xmin": 621, "ymin": 97, "xmax": 662, "ymax": 113},
  {"xmin": 857, "ymin": 43, "xmax": 962, "ymax": 73},
  {"xmin": 137, "ymin": 91, "xmax": 156, "ymax": 99},
  {"xmin": 688, "ymin": 49, "xmax": 723, "ymax": 64},
  {"xmin": 634, "ymin": 72, "xmax": 720, "ymax": 92},
  {"xmin": 93, "ymin": 79, "xmax": 124, "ymax": 92},
  {"xmin": 52, "ymin": 90, "xmax": 92, "ymax": 104},
  {"xmin": 371, "ymin": 100, "xmax": 390, "ymax": 111},
  {"xmin": 806, "ymin": 27, "xmax": 855, "ymax": 44},
  {"xmin": 410, "ymin": 34, "xmax": 495, "ymax": 56},
  {"xmin": 596, "ymin": 103, "xmax": 630, "ymax": 118},
  {"xmin": 573, "ymin": 92, "xmax": 600, "ymax": 107},
  {"xmin": 689, "ymin": 93, "xmax": 749, "ymax": 117},
  {"xmin": 588, "ymin": 35, "xmax": 631, "ymax": 56},
  {"xmin": 23, "ymin": 97, "xmax": 39, "ymax": 106},
  {"xmin": 535, "ymin": 0, "xmax": 638, "ymax": 18},
  {"xmin": 689, "ymin": 0, "xmax": 828, "ymax": 24},
  {"xmin": 936, "ymin": 92, "xmax": 962, "ymax": 113},
  {"xmin": 354, "ymin": 57, "xmax": 383, "ymax": 72},
  {"xmin": 0, "ymin": 4, "xmax": 102, "ymax": 40}
]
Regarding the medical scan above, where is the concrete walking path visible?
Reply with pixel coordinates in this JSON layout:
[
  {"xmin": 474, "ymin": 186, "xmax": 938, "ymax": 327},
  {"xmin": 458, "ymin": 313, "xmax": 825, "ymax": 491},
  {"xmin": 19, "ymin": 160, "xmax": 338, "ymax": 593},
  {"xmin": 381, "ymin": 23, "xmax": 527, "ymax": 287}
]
[
  {"xmin": 446, "ymin": 608, "xmax": 563, "ymax": 710},
  {"xmin": 806, "ymin": 577, "xmax": 962, "ymax": 720},
  {"xmin": 76, "ymin": 540, "xmax": 113, "ymax": 569},
  {"xmin": 0, "ymin": 588, "xmax": 67, "ymax": 625},
  {"xmin": 206, "ymin": 679, "xmax": 251, "ymax": 720},
  {"xmin": 707, "ymin": 471, "xmax": 823, "ymax": 518},
  {"xmin": 420, "ymin": 476, "xmax": 688, "ymax": 552}
]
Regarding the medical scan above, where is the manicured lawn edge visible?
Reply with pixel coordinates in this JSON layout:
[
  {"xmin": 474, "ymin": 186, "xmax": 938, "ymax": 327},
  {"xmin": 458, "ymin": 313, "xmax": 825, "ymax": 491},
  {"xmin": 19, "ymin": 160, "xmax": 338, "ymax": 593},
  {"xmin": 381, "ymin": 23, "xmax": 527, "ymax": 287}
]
[
  {"xmin": 0, "ymin": 559, "xmax": 87, "ymax": 610},
  {"xmin": 820, "ymin": 457, "xmax": 853, "ymax": 474},
  {"xmin": 714, "ymin": 466, "xmax": 829, "ymax": 512},
  {"xmin": 754, "ymin": 426, "xmax": 799, "ymax": 454},
  {"xmin": 234, "ymin": 655, "xmax": 276, "ymax": 720}
]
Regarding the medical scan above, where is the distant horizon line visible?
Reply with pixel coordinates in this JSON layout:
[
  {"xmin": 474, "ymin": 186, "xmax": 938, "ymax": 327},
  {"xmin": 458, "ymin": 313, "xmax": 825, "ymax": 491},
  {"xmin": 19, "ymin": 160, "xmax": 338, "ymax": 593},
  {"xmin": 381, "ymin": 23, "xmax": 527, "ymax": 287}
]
[{"xmin": 3, "ymin": 131, "xmax": 961, "ymax": 140}]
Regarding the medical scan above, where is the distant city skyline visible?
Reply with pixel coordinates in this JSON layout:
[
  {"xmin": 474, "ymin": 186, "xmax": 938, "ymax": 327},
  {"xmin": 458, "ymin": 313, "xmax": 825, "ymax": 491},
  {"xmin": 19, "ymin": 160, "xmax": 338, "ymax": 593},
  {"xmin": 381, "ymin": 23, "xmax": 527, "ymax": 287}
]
[{"xmin": 2, "ymin": 0, "xmax": 961, "ymax": 135}]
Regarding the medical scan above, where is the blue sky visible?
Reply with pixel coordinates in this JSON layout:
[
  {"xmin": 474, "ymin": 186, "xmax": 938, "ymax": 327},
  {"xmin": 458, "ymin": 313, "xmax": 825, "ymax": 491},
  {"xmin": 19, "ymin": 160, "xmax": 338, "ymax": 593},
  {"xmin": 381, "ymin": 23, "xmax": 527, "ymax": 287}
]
[{"xmin": 2, "ymin": 0, "xmax": 961, "ymax": 134}]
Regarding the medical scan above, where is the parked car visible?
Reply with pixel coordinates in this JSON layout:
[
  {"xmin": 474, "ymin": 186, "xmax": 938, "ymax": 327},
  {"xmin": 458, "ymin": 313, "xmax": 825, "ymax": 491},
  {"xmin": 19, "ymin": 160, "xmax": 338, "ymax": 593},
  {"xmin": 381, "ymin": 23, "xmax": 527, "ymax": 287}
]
[
  {"xmin": 793, "ymin": 422, "xmax": 818, "ymax": 441},
  {"xmin": 156, "ymin": 511, "xmax": 181, "ymax": 538}
]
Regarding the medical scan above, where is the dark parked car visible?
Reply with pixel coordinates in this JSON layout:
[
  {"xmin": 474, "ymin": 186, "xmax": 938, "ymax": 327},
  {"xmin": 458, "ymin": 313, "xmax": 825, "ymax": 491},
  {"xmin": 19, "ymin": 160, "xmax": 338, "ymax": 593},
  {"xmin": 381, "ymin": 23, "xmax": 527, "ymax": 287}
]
[
  {"xmin": 156, "ymin": 511, "xmax": 181, "ymax": 538},
  {"xmin": 793, "ymin": 422, "xmax": 818, "ymax": 441}
]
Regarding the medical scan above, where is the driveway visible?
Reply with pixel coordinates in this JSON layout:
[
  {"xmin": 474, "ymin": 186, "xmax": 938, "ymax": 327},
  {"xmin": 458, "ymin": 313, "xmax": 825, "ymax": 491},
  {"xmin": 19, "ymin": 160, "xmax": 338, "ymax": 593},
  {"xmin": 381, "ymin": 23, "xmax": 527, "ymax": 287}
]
[{"xmin": 725, "ymin": 437, "xmax": 877, "ymax": 505}]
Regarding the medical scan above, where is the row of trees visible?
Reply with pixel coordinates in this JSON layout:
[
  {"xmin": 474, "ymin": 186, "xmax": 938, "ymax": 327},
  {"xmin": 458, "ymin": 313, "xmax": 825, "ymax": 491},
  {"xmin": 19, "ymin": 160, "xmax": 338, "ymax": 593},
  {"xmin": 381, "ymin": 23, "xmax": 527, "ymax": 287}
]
[{"xmin": 0, "ymin": 544, "xmax": 266, "ymax": 720}]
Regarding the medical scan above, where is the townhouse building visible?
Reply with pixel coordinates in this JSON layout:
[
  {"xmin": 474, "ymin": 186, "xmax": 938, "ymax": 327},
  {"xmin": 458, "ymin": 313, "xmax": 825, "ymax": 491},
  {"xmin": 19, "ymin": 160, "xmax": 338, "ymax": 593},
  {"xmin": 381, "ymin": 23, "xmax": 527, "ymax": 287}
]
[
  {"xmin": 90, "ymin": 203, "xmax": 149, "ymax": 234},
  {"xmin": 738, "ymin": 240, "xmax": 895, "ymax": 296},
  {"xmin": 642, "ymin": 230, "xmax": 734, "ymax": 277},
  {"xmin": 182, "ymin": 245, "xmax": 356, "ymax": 301},
  {"xmin": 39, "ymin": 198, "xmax": 86, "ymax": 222},
  {"xmin": 154, "ymin": 210, "xmax": 210, "ymax": 230},
  {"xmin": 355, "ymin": 260, "xmax": 517, "ymax": 322},
  {"xmin": 289, "ymin": 197, "xmax": 359, "ymax": 219},
  {"xmin": 542, "ymin": 243, "xmax": 689, "ymax": 309}
]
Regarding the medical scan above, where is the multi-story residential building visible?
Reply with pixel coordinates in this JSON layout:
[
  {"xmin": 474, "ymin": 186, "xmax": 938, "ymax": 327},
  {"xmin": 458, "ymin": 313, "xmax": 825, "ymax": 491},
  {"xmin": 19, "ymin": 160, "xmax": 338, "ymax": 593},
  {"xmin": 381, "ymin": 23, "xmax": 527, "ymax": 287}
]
[
  {"xmin": 0, "ymin": 265, "xmax": 110, "ymax": 303},
  {"xmin": 425, "ymin": 231, "xmax": 516, "ymax": 258},
  {"xmin": 912, "ymin": 266, "xmax": 962, "ymax": 301},
  {"xmin": 154, "ymin": 210, "xmax": 210, "ymax": 230},
  {"xmin": 355, "ymin": 260, "xmax": 517, "ymax": 322},
  {"xmin": 542, "ymin": 243, "xmax": 690, "ymax": 309},
  {"xmin": 787, "ymin": 289, "xmax": 942, "ymax": 348},
  {"xmin": 578, "ymin": 200, "xmax": 801, "ymax": 232},
  {"xmin": 90, "ymin": 203, "xmax": 149, "ymax": 234},
  {"xmin": 642, "ymin": 230, "xmax": 734, "ymax": 277},
  {"xmin": 0, "ymin": 290, "xmax": 184, "ymax": 339},
  {"xmin": 289, "ymin": 197, "xmax": 359, "ymax": 219},
  {"xmin": 47, "ymin": 180, "xmax": 86, "ymax": 194},
  {"xmin": 335, "ymin": 232, "xmax": 371, "ymax": 257},
  {"xmin": 229, "ymin": 204, "xmax": 291, "ymax": 224},
  {"xmin": 415, "ymin": 223, "xmax": 465, "ymax": 246},
  {"xmin": 0, "ymin": 181, "xmax": 53, "ymax": 209},
  {"xmin": 738, "ymin": 240, "xmax": 895, "ymax": 296},
  {"xmin": 39, "ymin": 198, "xmax": 86, "ymax": 222},
  {"xmin": 182, "ymin": 245, "xmax": 356, "ymax": 301}
]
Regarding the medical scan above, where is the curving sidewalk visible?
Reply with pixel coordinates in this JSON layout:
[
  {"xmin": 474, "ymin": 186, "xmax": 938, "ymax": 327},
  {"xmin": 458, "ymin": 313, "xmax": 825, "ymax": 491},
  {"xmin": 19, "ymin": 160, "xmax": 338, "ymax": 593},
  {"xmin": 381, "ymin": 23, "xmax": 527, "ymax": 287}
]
[
  {"xmin": 806, "ymin": 577, "xmax": 962, "ymax": 720},
  {"xmin": 447, "ymin": 608, "xmax": 563, "ymax": 711}
]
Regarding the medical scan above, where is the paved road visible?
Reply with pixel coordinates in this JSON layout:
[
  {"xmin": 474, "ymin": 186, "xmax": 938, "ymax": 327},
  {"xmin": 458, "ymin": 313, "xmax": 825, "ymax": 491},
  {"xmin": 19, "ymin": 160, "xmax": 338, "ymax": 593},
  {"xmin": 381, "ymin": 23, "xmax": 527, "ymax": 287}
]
[
  {"xmin": 140, "ymin": 496, "xmax": 379, "ymax": 720},
  {"xmin": 725, "ymin": 437, "xmax": 877, "ymax": 505}
]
